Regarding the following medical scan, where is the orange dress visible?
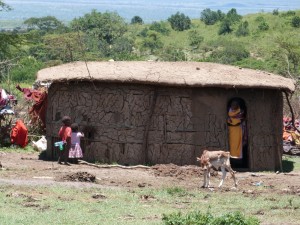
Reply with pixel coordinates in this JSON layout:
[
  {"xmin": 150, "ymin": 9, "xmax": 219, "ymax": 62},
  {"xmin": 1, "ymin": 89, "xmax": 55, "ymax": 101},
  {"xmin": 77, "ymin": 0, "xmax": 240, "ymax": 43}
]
[{"xmin": 228, "ymin": 108, "xmax": 243, "ymax": 159}]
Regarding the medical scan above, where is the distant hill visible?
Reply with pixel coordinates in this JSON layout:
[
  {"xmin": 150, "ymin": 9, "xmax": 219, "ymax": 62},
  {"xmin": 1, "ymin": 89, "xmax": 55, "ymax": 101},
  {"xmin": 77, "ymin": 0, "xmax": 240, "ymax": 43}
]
[{"xmin": 1, "ymin": 0, "xmax": 300, "ymax": 27}]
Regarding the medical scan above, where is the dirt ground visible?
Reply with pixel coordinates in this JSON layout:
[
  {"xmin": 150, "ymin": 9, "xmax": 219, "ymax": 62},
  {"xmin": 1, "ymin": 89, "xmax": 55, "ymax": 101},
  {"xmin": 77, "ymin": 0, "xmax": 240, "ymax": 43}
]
[{"xmin": 0, "ymin": 151, "xmax": 300, "ymax": 195}]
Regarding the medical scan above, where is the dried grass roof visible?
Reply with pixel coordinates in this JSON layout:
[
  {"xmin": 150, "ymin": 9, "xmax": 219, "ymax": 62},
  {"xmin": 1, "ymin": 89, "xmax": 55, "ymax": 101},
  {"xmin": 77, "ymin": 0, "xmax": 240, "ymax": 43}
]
[{"xmin": 36, "ymin": 61, "xmax": 295, "ymax": 92}]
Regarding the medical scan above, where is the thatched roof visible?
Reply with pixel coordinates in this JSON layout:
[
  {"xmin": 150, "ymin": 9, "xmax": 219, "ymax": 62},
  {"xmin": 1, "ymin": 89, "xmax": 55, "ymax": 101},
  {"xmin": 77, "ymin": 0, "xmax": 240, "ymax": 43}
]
[{"xmin": 36, "ymin": 61, "xmax": 295, "ymax": 92}]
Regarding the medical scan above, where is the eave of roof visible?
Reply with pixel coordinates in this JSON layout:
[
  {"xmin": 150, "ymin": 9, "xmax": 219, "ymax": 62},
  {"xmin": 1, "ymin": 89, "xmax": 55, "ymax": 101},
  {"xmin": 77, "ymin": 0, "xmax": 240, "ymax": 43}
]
[{"xmin": 36, "ymin": 61, "xmax": 295, "ymax": 92}]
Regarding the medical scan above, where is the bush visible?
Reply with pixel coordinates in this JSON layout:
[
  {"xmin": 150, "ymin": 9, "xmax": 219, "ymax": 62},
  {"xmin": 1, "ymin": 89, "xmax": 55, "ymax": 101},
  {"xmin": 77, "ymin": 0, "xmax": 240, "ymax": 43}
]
[
  {"xmin": 188, "ymin": 30, "xmax": 204, "ymax": 48},
  {"xmin": 255, "ymin": 16, "xmax": 265, "ymax": 23},
  {"xmin": 10, "ymin": 57, "xmax": 44, "ymax": 83},
  {"xmin": 207, "ymin": 42, "xmax": 250, "ymax": 64},
  {"xmin": 200, "ymin": 8, "xmax": 224, "ymax": 25},
  {"xmin": 272, "ymin": 9, "xmax": 279, "ymax": 15},
  {"xmin": 130, "ymin": 15, "xmax": 143, "ymax": 24},
  {"xmin": 258, "ymin": 21, "xmax": 269, "ymax": 31},
  {"xmin": 218, "ymin": 19, "xmax": 233, "ymax": 35},
  {"xmin": 141, "ymin": 30, "xmax": 163, "ymax": 53},
  {"xmin": 235, "ymin": 21, "xmax": 250, "ymax": 37},
  {"xmin": 226, "ymin": 8, "xmax": 242, "ymax": 23},
  {"xmin": 110, "ymin": 37, "xmax": 135, "ymax": 60},
  {"xmin": 162, "ymin": 211, "xmax": 260, "ymax": 225},
  {"xmin": 291, "ymin": 16, "xmax": 300, "ymax": 28},
  {"xmin": 168, "ymin": 12, "xmax": 191, "ymax": 31},
  {"xmin": 159, "ymin": 47, "xmax": 186, "ymax": 61},
  {"xmin": 281, "ymin": 10, "xmax": 296, "ymax": 17},
  {"xmin": 149, "ymin": 21, "xmax": 170, "ymax": 35}
]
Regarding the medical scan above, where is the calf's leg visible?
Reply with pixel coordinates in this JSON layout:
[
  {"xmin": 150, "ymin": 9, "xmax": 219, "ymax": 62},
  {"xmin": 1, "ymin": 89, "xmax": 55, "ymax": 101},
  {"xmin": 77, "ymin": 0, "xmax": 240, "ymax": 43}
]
[
  {"xmin": 218, "ymin": 166, "xmax": 227, "ymax": 187},
  {"xmin": 202, "ymin": 169, "xmax": 208, "ymax": 188}
]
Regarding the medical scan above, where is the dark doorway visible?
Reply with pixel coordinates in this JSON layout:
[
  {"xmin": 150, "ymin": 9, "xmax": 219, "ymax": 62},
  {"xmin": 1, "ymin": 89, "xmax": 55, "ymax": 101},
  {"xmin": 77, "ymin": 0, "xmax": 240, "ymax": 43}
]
[{"xmin": 227, "ymin": 97, "xmax": 248, "ymax": 169}]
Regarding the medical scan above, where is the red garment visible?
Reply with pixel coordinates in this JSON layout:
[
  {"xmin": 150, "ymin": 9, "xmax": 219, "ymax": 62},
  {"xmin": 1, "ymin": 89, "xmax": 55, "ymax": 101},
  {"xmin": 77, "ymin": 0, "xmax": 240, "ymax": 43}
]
[
  {"xmin": 58, "ymin": 125, "xmax": 72, "ymax": 142},
  {"xmin": 10, "ymin": 120, "xmax": 28, "ymax": 148},
  {"xmin": 29, "ymin": 92, "xmax": 48, "ymax": 128},
  {"xmin": 16, "ymin": 85, "xmax": 48, "ymax": 128}
]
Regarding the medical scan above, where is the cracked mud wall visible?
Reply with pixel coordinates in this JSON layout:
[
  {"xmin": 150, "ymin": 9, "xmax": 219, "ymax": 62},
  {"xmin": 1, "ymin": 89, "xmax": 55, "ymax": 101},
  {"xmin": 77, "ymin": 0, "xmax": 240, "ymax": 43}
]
[{"xmin": 46, "ymin": 82, "xmax": 282, "ymax": 170}]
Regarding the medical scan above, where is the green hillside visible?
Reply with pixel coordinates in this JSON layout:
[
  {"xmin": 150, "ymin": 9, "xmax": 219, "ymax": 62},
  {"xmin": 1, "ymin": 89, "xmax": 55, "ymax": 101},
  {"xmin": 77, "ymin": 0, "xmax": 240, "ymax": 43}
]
[{"xmin": 1, "ymin": 8, "xmax": 300, "ymax": 83}]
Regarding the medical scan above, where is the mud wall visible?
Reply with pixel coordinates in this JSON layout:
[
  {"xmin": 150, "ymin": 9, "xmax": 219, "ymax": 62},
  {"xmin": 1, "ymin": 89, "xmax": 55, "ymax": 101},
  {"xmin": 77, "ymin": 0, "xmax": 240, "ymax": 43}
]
[{"xmin": 46, "ymin": 82, "xmax": 282, "ymax": 170}]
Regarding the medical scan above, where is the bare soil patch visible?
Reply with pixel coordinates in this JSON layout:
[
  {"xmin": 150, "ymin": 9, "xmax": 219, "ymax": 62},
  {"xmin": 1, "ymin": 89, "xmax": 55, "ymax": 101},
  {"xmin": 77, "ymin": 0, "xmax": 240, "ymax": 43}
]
[{"xmin": 0, "ymin": 152, "xmax": 300, "ymax": 195}]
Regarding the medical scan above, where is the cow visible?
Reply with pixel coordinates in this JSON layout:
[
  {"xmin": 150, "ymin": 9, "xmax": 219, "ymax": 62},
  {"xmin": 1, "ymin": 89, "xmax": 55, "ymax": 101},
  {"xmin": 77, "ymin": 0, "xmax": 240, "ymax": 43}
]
[{"xmin": 197, "ymin": 150, "xmax": 237, "ymax": 188}]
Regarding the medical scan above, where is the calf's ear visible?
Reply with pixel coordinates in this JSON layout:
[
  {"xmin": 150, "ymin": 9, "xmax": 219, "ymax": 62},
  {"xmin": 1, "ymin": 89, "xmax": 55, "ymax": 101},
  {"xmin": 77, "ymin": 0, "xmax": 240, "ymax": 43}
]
[{"xmin": 196, "ymin": 157, "xmax": 201, "ymax": 161}]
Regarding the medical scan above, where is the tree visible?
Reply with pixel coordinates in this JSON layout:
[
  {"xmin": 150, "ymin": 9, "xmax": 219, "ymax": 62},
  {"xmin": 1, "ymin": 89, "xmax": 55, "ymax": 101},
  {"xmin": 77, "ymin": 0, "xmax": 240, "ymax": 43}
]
[
  {"xmin": 275, "ymin": 35, "xmax": 300, "ymax": 75},
  {"xmin": 10, "ymin": 57, "xmax": 44, "ymax": 83},
  {"xmin": 111, "ymin": 37, "xmax": 135, "ymax": 60},
  {"xmin": 168, "ymin": 12, "xmax": 191, "ymax": 31},
  {"xmin": 71, "ymin": 10, "xmax": 127, "ymax": 45},
  {"xmin": 43, "ymin": 32, "xmax": 84, "ymax": 62},
  {"xmin": 200, "ymin": 8, "xmax": 224, "ymax": 25},
  {"xmin": 0, "ymin": 33, "xmax": 26, "ymax": 59},
  {"xmin": 24, "ymin": 16, "xmax": 66, "ymax": 33},
  {"xmin": 0, "ymin": 1, "xmax": 11, "ymax": 11},
  {"xmin": 131, "ymin": 16, "xmax": 143, "ymax": 24},
  {"xmin": 235, "ymin": 21, "xmax": 250, "ymax": 37},
  {"xmin": 291, "ymin": 16, "xmax": 300, "ymax": 28}
]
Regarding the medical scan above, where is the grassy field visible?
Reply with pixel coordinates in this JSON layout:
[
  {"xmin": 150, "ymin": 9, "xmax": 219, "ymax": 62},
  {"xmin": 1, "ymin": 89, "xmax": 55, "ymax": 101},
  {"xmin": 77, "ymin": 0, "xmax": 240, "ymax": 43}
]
[
  {"xmin": 0, "ymin": 181, "xmax": 299, "ymax": 225},
  {"xmin": 0, "ymin": 148, "xmax": 300, "ymax": 225}
]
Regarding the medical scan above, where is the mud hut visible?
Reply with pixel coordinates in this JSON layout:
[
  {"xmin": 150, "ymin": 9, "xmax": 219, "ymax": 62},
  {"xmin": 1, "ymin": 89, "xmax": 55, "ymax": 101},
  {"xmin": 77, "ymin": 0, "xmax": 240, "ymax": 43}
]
[{"xmin": 36, "ymin": 61, "xmax": 295, "ymax": 171}]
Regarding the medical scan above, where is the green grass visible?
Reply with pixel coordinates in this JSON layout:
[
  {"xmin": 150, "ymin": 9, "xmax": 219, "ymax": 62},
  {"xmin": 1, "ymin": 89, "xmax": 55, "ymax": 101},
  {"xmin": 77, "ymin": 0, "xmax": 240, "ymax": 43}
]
[
  {"xmin": 0, "ymin": 183, "xmax": 299, "ymax": 225},
  {"xmin": 0, "ymin": 145, "xmax": 36, "ymax": 153},
  {"xmin": 282, "ymin": 155, "xmax": 300, "ymax": 172}
]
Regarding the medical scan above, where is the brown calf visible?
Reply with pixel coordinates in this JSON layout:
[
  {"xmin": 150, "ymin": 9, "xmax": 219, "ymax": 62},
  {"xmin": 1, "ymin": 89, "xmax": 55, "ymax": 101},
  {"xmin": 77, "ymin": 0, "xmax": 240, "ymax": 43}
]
[{"xmin": 197, "ymin": 150, "xmax": 237, "ymax": 188}]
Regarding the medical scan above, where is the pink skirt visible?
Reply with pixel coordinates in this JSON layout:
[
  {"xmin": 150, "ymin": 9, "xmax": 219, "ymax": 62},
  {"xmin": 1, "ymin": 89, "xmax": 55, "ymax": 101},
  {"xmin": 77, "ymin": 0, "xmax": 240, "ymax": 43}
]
[{"xmin": 69, "ymin": 143, "xmax": 83, "ymax": 158}]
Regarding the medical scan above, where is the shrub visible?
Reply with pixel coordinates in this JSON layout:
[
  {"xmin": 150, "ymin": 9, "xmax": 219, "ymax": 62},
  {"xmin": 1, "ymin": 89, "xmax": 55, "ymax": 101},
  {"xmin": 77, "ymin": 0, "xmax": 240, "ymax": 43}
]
[
  {"xmin": 130, "ymin": 15, "xmax": 143, "ymax": 24},
  {"xmin": 208, "ymin": 42, "xmax": 250, "ymax": 64},
  {"xmin": 149, "ymin": 21, "xmax": 170, "ymax": 35},
  {"xmin": 226, "ymin": 8, "xmax": 242, "ymax": 23},
  {"xmin": 272, "ymin": 9, "xmax": 279, "ymax": 15},
  {"xmin": 258, "ymin": 21, "xmax": 269, "ymax": 31},
  {"xmin": 188, "ymin": 30, "xmax": 204, "ymax": 48},
  {"xmin": 141, "ymin": 30, "xmax": 163, "ymax": 53},
  {"xmin": 218, "ymin": 19, "xmax": 233, "ymax": 35},
  {"xmin": 291, "ymin": 16, "xmax": 300, "ymax": 28},
  {"xmin": 168, "ymin": 12, "xmax": 191, "ymax": 31},
  {"xmin": 10, "ymin": 57, "xmax": 44, "ymax": 83},
  {"xmin": 160, "ymin": 47, "xmax": 186, "ymax": 61},
  {"xmin": 255, "ymin": 16, "xmax": 265, "ymax": 23},
  {"xmin": 200, "ymin": 8, "xmax": 224, "ymax": 25},
  {"xmin": 110, "ymin": 37, "xmax": 135, "ymax": 60},
  {"xmin": 281, "ymin": 10, "xmax": 296, "ymax": 17},
  {"xmin": 235, "ymin": 21, "xmax": 250, "ymax": 37}
]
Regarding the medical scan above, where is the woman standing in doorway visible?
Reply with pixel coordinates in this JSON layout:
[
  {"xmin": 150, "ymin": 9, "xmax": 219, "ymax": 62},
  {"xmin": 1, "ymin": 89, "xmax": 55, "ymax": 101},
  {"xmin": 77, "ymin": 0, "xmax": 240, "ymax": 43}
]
[{"xmin": 227, "ymin": 100, "xmax": 246, "ymax": 160}]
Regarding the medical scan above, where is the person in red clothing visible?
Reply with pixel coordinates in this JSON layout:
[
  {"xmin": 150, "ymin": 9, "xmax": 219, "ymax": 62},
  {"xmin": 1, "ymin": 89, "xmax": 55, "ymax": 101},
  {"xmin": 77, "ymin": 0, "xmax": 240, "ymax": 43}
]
[{"xmin": 58, "ymin": 116, "xmax": 72, "ymax": 165}]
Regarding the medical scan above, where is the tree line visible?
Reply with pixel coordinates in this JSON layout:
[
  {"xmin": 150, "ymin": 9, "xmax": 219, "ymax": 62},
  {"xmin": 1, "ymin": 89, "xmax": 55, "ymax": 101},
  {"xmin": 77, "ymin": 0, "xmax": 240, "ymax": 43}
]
[{"xmin": 1, "ymin": 0, "xmax": 300, "ymax": 83}]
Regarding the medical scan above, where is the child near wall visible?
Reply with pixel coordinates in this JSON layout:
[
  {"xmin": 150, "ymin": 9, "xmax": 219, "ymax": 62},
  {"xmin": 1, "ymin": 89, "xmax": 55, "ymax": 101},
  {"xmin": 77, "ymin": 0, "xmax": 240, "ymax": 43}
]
[
  {"xmin": 58, "ymin": 116, "xmax": 72, "ymax": 165},
  {"xmin": 69, "ymin": 123, "xmax": 84, "ymax": 163}
]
